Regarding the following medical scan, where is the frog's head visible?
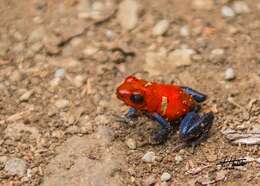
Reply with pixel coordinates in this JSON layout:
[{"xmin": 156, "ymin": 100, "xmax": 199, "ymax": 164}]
[{"xmin": 116, "ymin": 76, "xmax": 149, "ymax": 110}]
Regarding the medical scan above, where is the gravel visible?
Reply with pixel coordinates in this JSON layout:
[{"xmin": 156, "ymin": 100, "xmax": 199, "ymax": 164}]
[
  {"xmin": 117, "ymin": 0, "xmax": 141, "ymax": 30},
  {"xmin": 160, "ymin": 172, "xmax": 171, "ymax": 182},
  {"xmin": 221, "ymin": 6, "xmax": 235, "ymax": 17},
  {"xmin": 54, "ymin": 68, "xmax": 66, "ymax": 78},
  {"xmin": 175, "ymin": 154, "xmax": 183, "ymax": 164},
  {"xmin": 142, "ymin": 151, "xmax": 156, "ymax": 163},
  {"xmin": 55, "ymin": 99, "xmax": 70, "ymax": 109},
  {"xmin": 232, "ymin": 1, "xmax": 250, "ymax": 14},
  {"xmin": 152, "ymin": 19, "xmax": 170, "ymax": 36},
  {"xmin": 224, "ymin": 68, "xmax": 236, "ymax": 81},
  {"xmin": 125, "ymin": 138, "xmax": 137, "ymax": 149},
  {"xmin": 4, "ymin": 158, "xmax": 27, "ymax": 177}
]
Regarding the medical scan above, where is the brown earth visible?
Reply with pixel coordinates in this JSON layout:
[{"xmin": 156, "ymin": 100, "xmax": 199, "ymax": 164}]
[{"xmin": 0, "ymin": 0, "xmax": 259, "ymax": 186}]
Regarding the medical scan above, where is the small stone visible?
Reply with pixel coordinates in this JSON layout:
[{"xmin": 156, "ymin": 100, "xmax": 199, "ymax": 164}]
[
  {"xmin": 232, "ymin": 1, "xmax": 250, "ymax": 14},
  {"xmin": 66, "ymin": 125, "xmax": 80, "ymax": 134},
  {"xmin": 142, "ymin": 151, "xmax": 156, "ymax": 163},
  {"xmin": 160, "ymin": 172, "xmax": 171, "ymax": 182},
  {"xmin": 192, "ymin": 0, "xmax": 214, "ymax": 10},
  {"xmin": 175, "ymin": 154, "xmax": 183, "ymax": 164},
  {"xmin": 221, "ymin": 6, "xmax": 235, "ymax": 17},
  {"xmin": 209, "ymin": 48, "xmax": 225, "ymax": 63},
  {"xmin": 50, "ymin": 78, "xmax": 61, "ymax": 87},
  {"xmin": 4, "ymin": 158, "xmax": 27, "ymax": 177},
  {"xmin": 168, "ymin": 48, "xmax": 194, "ymax": 67},
  {"xmin": 55, "ymin": 99, "xmax": 70, "ymax": 109},
  {"xmin": 180, "ymin": 25, "xmax": 189, "ymax": 37},
  {"xmin": 73, "ymin": 75, "xmax": 86, "ymax": 87},
  {"xmin": 143, "ymin": 175, "xmax": 156, "ymax": 186},
  {"xmin": 225, "ymin": 68, "xmax": 236, "ymax": 81},
  {"xmin": 125, "ymin": 138, "xmax": 137, "ymax": 149},
  {"xmin": 19, "ymin": 90, "xmax": 34, "ymax": 102},
  {"xmin": 29, "ymin": 27, "xmax": 45, "ymax": 43},
  {"xmin": 54, "ymin": 68, "xmax": 66, "ymax": 78},
  {"xmin": 83, "ymin": 47, "xmax": 99, "ymax": 56},
  {"xmin": 256, "ymin": 158, "xmax": 260, "ymax": 164},
  {"xmin": 152, "ymin": 19, "xmax": 170, "ymax": 36},
  {"xmin": 52, "ymin": 130, "xmax": 64, "ymax": 139},
  {"xmin": 105, "ymin": 30, "xmax": 114, "ymax": 40},
  {"xmin": 117, "ymin": 0, "xmax": 141, "ymax": 30}
]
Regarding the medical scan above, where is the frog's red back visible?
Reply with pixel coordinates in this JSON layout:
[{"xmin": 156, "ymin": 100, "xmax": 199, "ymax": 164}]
[{"xmin": 116, "ymin": 76, "xmax": 195, "ymax": 121}]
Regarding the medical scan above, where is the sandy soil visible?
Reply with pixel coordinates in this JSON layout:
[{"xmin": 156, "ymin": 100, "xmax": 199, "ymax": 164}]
[{"xmin": 0, "ymin": 0, "xmax": 259, "ymax": 185}]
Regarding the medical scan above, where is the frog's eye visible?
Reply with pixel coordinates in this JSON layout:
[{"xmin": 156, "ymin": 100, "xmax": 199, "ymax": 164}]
[{"xmin": 130, "ymin": 93, "xmax": 144, "ymax": 104}]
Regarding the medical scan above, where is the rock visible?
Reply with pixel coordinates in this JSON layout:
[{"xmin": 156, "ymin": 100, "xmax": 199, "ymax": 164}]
[
  {"xmin": 55, "ymin": 99, "xmax": 70, "ymax": 109},
  {"xmin": 117, "ymin": 0, "xmax": 141, "ymax": 30},
  {"xmin": 125, "ymin": 138, "xmax": 137, "ymax": 149},
  {"xmin": 143, "ymin": 175, "xmax": 156, "ymax": 186},
  {"xmin": 221, "ymin": 6, "xmax": 235, "ymax": 17},
  {"xmin": 180, "ymin": 25, "xmax": 189, "ymax": 37},
  {"xmin": 209, "ymin": 48, "xmax": 225, "ymax": 63},
  {"xmin": 192, "ymin": 0, "xmax": 214, "ymax": 10},
  {"xmin": 73, "ymin": 75, "xmax": 86, "ymax": 87},
  {"xmin": 4, "ymin": 158, "xmax": 27, "ymax": 177},
  {"xmin": 168, "ymin": 48, "xmax": 194, "ymax": 67},
  {"xmin": 83, "ymin": 46, "xmax": 99, "ymax": 56},
  {"xmin": 29, "ymin": 27, "xmax": 45, "ymax": 43},
  {"xmin": 50, "ymin": 78, "xmax": 61, "ymax": 88},
  {"xmin": 256, "ymin": 158, "xmax": 260, "ymax": 164},
  {"xmin": 232, "ymin": 1, "xmax": 250, "ymax": 14},
  {"xmin": 175, "ymin": 154, "xmax": 183, "ymax": 164},
  {"xmin": 224, "ymin": 68, "xmax": 236, "ymax": 81},
  {"xmin": 19, "ymin": 90, "xmax": 34, "ymax": 102},
  {"xmin": 4, "ymin": 122, "xmax": 40, "ymax": 140},
  {"xmin": 54, "ymin": 68, "xmax": 66, "ymax": 78},
  {"xmin": 233, "ymin": 137, "xmax": 260, "ymax": 145},
  {"xmin": 142, "ymin": 151, "xmax": 156, "ymax": 163},
  {"xmin": 152, "ymin": 19, "xmax": 170, "ymax": 36},
  {"xmin": 66, "ymin": 125, "xmax": 80, "ymax": 134},
  {"xmin": 160, "ymin": 172, "xmax": 171, "ymax": 182}
]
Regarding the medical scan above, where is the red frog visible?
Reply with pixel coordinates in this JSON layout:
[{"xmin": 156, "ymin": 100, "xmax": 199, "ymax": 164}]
[{"xmin": 116, "ymin": 76, "xmax": 214, "ymax": 146}]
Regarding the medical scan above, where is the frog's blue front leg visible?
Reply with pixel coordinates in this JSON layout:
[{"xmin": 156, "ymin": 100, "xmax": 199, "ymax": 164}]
[
  {"xmin": 150, "ymin": 113, "xmax": 172, "ymax": 143},
  {"xmin": 181, "ymin": 87, "xmax": 207, "ymax": 103},
  {"xmin": 125, "ymin": 108, "xmax": 139, "ymax": 118}
]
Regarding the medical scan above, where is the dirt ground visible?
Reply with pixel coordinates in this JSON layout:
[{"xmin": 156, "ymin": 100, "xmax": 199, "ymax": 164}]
[{"xmin": 0, "ymin": 0, "xmax": 259, "ymax": 186}]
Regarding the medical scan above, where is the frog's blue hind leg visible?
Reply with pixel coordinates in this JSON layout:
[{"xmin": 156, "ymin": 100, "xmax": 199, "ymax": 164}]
[
  {"xmin": 181, "ymin": 87, "xmax": 207, "ymax": 103},
  {"xmin": 149, "ymin": 113, "xmax": 172, "ymax": 143},
  {"xmin": 179, "ymin": 111, "xmax": 214, "ymax": 149}
]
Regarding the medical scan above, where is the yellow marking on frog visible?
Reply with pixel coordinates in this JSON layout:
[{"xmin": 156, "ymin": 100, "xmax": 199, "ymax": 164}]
[
  {"xmin": 161, "ymin": 96, "xmax": 168, "ymax": 115},
  {"xmin": 144, "ymin": 82, "xmax": 153, "ymax": 87}
]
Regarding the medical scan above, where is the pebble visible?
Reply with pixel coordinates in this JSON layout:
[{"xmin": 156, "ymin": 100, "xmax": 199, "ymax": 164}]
[
  {"xmin": 175, "ymin": 154, "xmax": 183, "ymax": 164},
  {"xmin": 180, "ymin": 25, "xmax": 189, "ymax": 37},
  {"xmin": 117, "ymin": 0, "xmax": 141, "ymax": 30},
  {"xmin": 125, "ymin": 138, "xmax": 137, "ymax": 149},
  {"xmin": 160, "ymin": 172, "xmax": 171, "ymax": 182},
  {"xmin": 143, "ymin": 175, "xmax": 156, "ymax": 186},
  {"xmin": 4, "ymin": 158, "xmax": 27, "ymax": 177},
  {"xmin": 209, "ymin": 48, "xmax": 225, "ymax": 63},
  {"xmin": 168, "ymin": 48, "xmax": 194, "ymax": 67},
  {"xmin": 28, "ymin": 27, "xmax": 45, "ymax": 43},
  {"xmin": 73, "ymin": 75, "xmax": 86, "ymax": 87},
  {"xmin": 232, "ymin": 1, "xmax": 250, "ymax": 14},
  {"xmin": 19, "ymin": 90, "xmax": 34, "ymax": 102},
  {"xmin": 66, "ymin": 125, "xmax": 80, "ymax": 134},
  {"xmin": 54, "ymin": 68, "xmax": 66, "ymax": 78},
  {"xmin": 142, "ymin": 151, "xmax": 156, "ymax": 163},
  {"xmin": 224, "ymin": 68, "xmax": 236, "ymax": 81},
  {"xmin": 192, "ymin": 0, "xmax": 214, "ymax": 10},
  {"xmin": 55, "ymin": 99, "xmax": 70, "ymax": 109},
  {"xmin": 221, "ymin": 6, "xmax": 235, "ymax": 17},
  {"xmin": 152, "ymin": 19, "xmax": 170, "ymax": 36},
  {"xmin": 256, "ymin": 158, "xmax": 260, "ymax": 164}
]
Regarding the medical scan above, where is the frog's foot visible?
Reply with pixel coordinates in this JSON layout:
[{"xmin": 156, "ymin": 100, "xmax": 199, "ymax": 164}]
[
  {"xmin": 150, "ymin": 128, "xmax": 170, "ymax": 144},
  {"xmin": 181, "ymin": 87, "xmax": 207, "ymax": 103},
  {"xmin": 116, "ymin": 108, "xmax": 139, "ymax": 125},
  {"xmin": 179, "ymin": 111, "xmax": 214, "ymax": 149}
]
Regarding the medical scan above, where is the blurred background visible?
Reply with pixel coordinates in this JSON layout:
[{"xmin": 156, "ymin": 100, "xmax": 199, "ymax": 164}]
[{"xmin": 0, "ymin": 0, "xmax": 259, "ymax": 185}]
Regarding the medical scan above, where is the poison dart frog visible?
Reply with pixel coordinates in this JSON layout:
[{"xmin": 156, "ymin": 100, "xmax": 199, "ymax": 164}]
[{"xmin": 116, "ymin": 76, "xmax": 214, "ymax": 147}]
